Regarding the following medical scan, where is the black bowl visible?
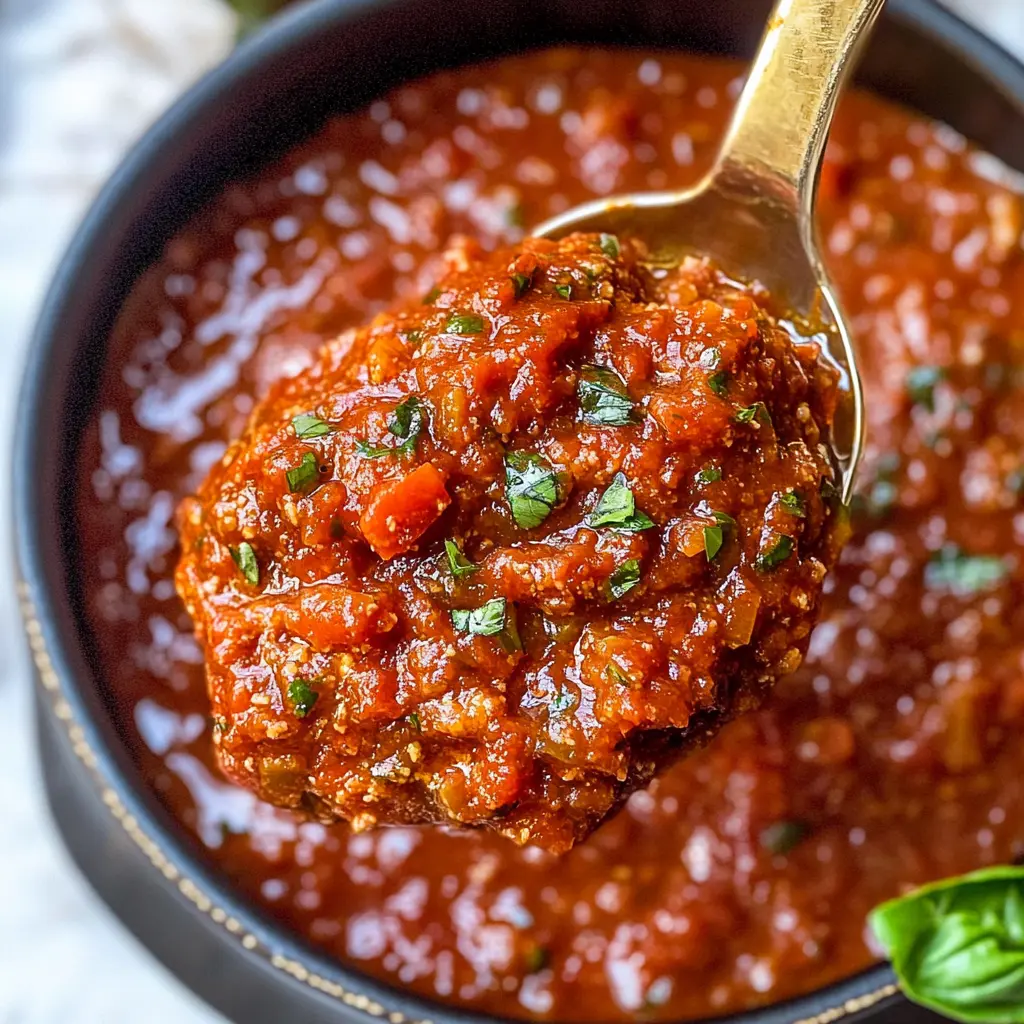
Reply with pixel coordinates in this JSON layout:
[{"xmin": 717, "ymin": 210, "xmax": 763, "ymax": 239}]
[{"xmin": 14, "ymin": 1, "xmax": 1024, "ymax": 1022}]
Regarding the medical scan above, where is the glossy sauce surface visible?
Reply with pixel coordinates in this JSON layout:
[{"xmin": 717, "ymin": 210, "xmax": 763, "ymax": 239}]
[{"xmin": 77, "ymin": 49, "xmax": 1024, "ymax": 1020}]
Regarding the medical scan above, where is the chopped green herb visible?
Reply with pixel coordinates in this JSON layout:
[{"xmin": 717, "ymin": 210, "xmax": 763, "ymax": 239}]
[
  {"xmin": 906, "ymin": 365, "xmax": 946, "ymax": 412},
  {"xmin": 444, "ymin": 312, "xmax": 485, "ymax": 335},
  {"xmin": 577, "ymin": 363, "xmax": 637, "ymax": 426},
  {"xmin": 512, "ymin": 272, "xmax": 532, "ymax": 298},
  {"xmin": 779, "ymin": 491, "xmax": 806, "ymax": 517},
  {"xmin": 554, "ymin": 283, "xmax": 572, "ymax": 300},
  {"xmin": 606, "ymin": 662, "xmax": 632, "ymax": 686},
  {"xmin": 422, "ymin": 286, "xmax": 441, "ymax": 305},
  {"xmin": 444, "ymin": 539, "xmax": 479, "ymax": 579},
  {"xmin": 736, "ymin": 401, "xmax": 771, "ymax": 426},
  {"xmin": 587, "ymin": 473, "xmax": 655, "ymax": 532},
  {"xmin": 287, "ymin": 679, "xmax": 318, "ymax": 718},
  {"xmin": 696, "ymin": 465, "xmax": 722, "ymax": 485},
  {"xmin": 408, "ymin": 712, "xmax": 421, "ymax": 732},
  {"xmin": 286, "ymin": 451, "xmax": 320, "ymax": 493},
  {"xmin": 505, "ymin": 450, "xmax": 560, "ymax": 530},
  {"xmin": 755, "ymin": 534, "xmax": 794, "ymax": 572},
  {"xmin": 703, "ymin": 525, "xmax": 724, "ymax": 561},
  {"xmin": 525, "ymin": 944, "xmax": 551, "ymax": 973},
  {"xmin": 403, "ymin": 329, "xmax": 422, "ymax": 347},
  {"xmin": 388, "ymin": 395, "xmax": 423, "ymax": 441},
  {"xmin": 712, "ymin": 510, "xmax": 736, "ymax": 526},
  {"xmin": 211, "ymin": 716, "xmax": 228, "ymax": 735},
  {"xmin": 760, "ymin": 819, "xmax": 809, "ymax": 855},
  {"xmin": 608, "ymin": 558, "xmax": 642, "ymax": 600},
  {"xmin": 925, "ymin": 545, "xmax": 1008, "ymax": 594},
  {"xmin": 357, "ymin": 397, "xmax": 424, "ymax": 458},
  {"xmin": 598, "ymin": 233, "xmax": 620, "ymax": 259},
  {"xmin": 230, "ymin": 542, "xmax": 260, "ymax": 586},
  {"xmin": 452, "ymin": 598, "xmax": 508, "ymax": 637},
  {"xmin": 291, "ymin": 412, "xmax": 333, "ymax": 439},
  {"xmin": 549, "ymin": 689, "xmax": 577, "ymax": 714},
  {"xmin": 707, "ymin": 370, "xmax": 729, "ymax": 396}
]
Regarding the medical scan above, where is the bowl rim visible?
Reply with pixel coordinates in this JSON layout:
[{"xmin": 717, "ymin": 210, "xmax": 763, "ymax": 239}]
[{"xmin": 14, "ymin": 1, "xmax": 1024, "ymax": 1022}]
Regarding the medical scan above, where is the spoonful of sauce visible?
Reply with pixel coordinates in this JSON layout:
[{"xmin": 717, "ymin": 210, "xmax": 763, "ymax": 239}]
[{"xmin": 536, "ymin": 0, "xmax": 884, "ymax": 502}]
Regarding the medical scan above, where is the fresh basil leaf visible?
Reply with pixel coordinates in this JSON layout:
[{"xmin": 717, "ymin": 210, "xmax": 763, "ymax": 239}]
[
  {"xmin": 755, "ymin": 534, "xmax": 794, "ymax": 572},
  {"xmin": 707, "ymin": 370, "xmax": 729, "ymax": 396},
  {"xmin": 577, "ymin": 364, "xmax": 637, "ymax": 426},
  {"xmin": 287, "ymin": 679, "xmax": 318, "ymax": 718},
  {"xmin": 286, "ymin": 451, "xmax": 320, "ymax": 493},
  {"xmin": 408, "ymin": 711, "xmax": 421, "ymax": 732},
  {"xmin": 587, "ymin": 472, "xmax": 655, "ymax": 531},
  {"xmin": 696, "ymin": 465, "xmax": 722, "ymax": 484},
  {"xmin": 608, "ymin": 558, "xmax": 641, "ymax": 600},
  {"xmin": 870, "ymin": 866, "xmax": 1024, "ymax": 1024},
  {"xmin": 736, "ymin": 401, "xmax": 772, "ymax": 426},
  {"xmin": 907, "ymin": 365, "xmax": 946, "ymax": 412},
  {"xmin": 444, "ymin": 539, "xmax": 479, "ymax": 579},
  {"xmin": 451, "ymin": 597, "xmax": 507, "ymax": 637},
  {"xmin": 291, "ymin": 413, "xmax": 333, "ymax": 439},
  {"xmin": 703, "ymin": 525, "xmax": 724, "ymax": 561},
  {"xmin": 926, "ymin": 545, "xmax": 1008, "ymax": 595},
  {"xmin": 445, "ymin": 312, "xmax": 485, "ymax": 335},
  {"xmin": 230, "ymin": 542, "xmax": 260, "ymax": 586},
  {"xmin": 599, "ymin": 233, "xmax": 620, "ymax": 259},
  {"xmin": 555, "ymin": 283, "xmax": 572, "ymax": 300},
  {"xmin": 505, "ymin": 450, "xmax": 559, "ymax": 530},
  {"xmin": 779, "ymin": 491, "xmax": 806, "ymax": 517},
  {"xmin": 712, "ymin": 510, "xmax": 736, "ymax": 526},
  {"xmin": 760, "ymin": 819, "xmax": 809, "ymax": 855}
]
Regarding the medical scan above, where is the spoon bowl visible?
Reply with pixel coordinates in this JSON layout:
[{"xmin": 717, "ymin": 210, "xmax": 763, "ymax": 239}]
[{"xmin": 536, "ymin": 0, "xmax": 885, "ymax": 501}]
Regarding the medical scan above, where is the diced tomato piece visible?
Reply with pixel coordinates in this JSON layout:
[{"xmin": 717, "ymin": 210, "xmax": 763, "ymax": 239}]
[{"xmin": 360, "ymin": 463, "xmax": 451, "ymax": 559}]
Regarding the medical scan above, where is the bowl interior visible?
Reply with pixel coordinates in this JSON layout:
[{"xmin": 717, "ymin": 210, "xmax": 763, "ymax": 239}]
[{"xmin": 17, "ymin": 0, "xmax": 1024, "ymax": 1022}]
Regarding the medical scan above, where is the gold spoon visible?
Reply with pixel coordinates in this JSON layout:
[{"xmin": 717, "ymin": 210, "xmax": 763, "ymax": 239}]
[{"xmin": 535, "ymin": 0, "xmax": 884, "ymax": 501}]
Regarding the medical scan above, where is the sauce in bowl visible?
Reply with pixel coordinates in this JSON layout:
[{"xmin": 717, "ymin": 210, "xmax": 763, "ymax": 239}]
[{"xmin": 76, "ymin": 48, "xmax": 1024, "ymax": 1021}]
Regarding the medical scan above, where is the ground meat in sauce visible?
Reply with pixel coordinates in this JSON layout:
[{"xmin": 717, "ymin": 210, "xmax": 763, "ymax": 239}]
[
  {"xmin": 174, "ymin": 231, "xmax": 842, "ymax": 853},
  {"xmin": 76, "ymin": 49, "xmax": 1024, "ymax": 1021}
]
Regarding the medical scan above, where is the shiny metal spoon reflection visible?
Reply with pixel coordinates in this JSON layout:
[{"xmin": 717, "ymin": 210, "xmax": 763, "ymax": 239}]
[{"xmin": 535, "ymin": 0, "xmax": 884, "ymax": 502}]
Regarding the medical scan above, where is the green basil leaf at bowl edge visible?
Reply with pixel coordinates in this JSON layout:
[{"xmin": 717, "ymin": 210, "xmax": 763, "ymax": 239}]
[{"xmin": 869, "ymin": 866, "xmax": 1024, "ymax": 1023}]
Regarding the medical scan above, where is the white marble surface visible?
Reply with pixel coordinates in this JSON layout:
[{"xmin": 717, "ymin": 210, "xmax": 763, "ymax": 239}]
[{"xmin": 0, "ymin": 1, "xmax": 1021, "ymax": 1021}]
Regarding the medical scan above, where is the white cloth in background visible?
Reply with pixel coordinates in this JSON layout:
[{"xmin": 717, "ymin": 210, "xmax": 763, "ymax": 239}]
[{"xmin": 0, "ymin": 1, "xmax": 1019, "ymax": 1021}]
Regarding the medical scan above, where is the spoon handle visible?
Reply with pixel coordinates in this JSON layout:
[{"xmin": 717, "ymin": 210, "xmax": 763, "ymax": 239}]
[{"xmin": 715, "ymin": 0, "xmax": 885, "ymax": 210}]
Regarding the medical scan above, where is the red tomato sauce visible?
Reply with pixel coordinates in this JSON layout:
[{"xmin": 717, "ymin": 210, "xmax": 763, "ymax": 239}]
[{"xmin": 76, "ymin": 49, "xmax": 1024, "ymax": 1020}]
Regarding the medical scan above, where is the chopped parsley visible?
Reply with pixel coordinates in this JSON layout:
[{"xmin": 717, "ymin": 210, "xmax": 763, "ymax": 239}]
[
  {"xmin": 505, "ymin": 450, "xmax": 560, "ymax": 530},
  {"xmin": 444, "ymin": 539, "xmax": 479, "ymax": 579},
  {"xmin": 925, "ymin": 545, "xmax": 1008, "ymax": 595},
  {"xmin": 906, "ymin": 365, "xmax": 946, "ymax": 412},
  {"xmin": 285, "ymin": 451, "xmax": 320, "ymax": 493},
  {"xmin": 549, "ymin": 689, "xmax": 577, "ymax": 714},
  {"xmin": 599, "ymin": 233, "xmax": 620, "ymax": 259},
  {"xmin": 760, "ymin": 819, "xmax": 809, "ymax": 855},
  {"xmin": 408, "ymin": 712, "xmax": 421, "ymax": 732},
  {"xmin": 444, "ymin": 312, "xmax": 485, "ymax": 335},
  {"xmin": 554, "ymin": 283, "xmax": 572, "ymax": 300},
  {"xmin": 229, "ymin": 541, "xmax": 260, "ymax": 586},
  {"xmin": 577, "ymin": 364, "xmax": 637, "ymax": 426},
  {"xmin": 452, "ymin": 597, "xmax": 508, "ymax": 637},
  {"xmin": 696, "ymin": 465, "xmax": 722, "ymax": 485},
  {"xmin": 357, "ymin": 396, "xmax": 424, "ymax": 458},
  {"xmin": 707, "ymin": 370, "xmax": 729, "ymax": 396},
  {"xmin": 287, "ymin": 679, "xmax": 318, "ymax": 718},
  {"xmin": 755, "ymin": 534, "xmax": 794, "ymax": 572},
  {"xmin": 608, "ymin": 558, "xmax": 642, "ymax": 600},
  {"xmin": 736, "ymin": 401, "xmax": 771, "ymax": 426},
  {"xmin": 291, "ymin": 412, "xmax": 333, "ymax": 439},
  {"xmin": 587, "ymin": 473, "xmax": 655, "ymax": 532},
  {"xmin": 422, "ymin": 286, "xmax": 441, "ymax": 305},
  {"xmin": 512, "ymin": 272, "xmax": 532, "ymax": 298},
  {"xmin": 779, "ymin": 491, "xmax": 806, "ymax": 517},
  {"xmin": 703, "ymin": 524, "xmax": 724, "ymax": 561}
]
